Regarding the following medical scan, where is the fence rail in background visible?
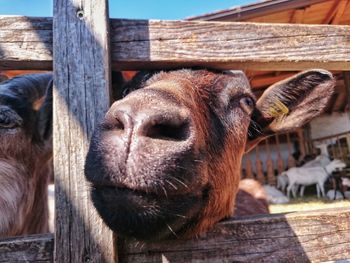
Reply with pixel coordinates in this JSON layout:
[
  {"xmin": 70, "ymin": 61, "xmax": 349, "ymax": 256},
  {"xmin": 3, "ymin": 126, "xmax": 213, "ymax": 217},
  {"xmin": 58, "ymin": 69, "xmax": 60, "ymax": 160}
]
[
  {"xmin": 245, "ymin": 130, "xmax": 350, "ymax": 186},
  {"xmin": 243, "ymin": 131, "xmax": 301, "ymax": 184}
]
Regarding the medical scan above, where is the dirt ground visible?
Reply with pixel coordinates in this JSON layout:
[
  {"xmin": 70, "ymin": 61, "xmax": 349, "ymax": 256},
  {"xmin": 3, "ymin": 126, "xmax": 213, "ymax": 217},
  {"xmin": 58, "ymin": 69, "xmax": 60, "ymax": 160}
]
[{"xmin": 269, "ymin": 196, "xmax": 350, "ymax": 214}]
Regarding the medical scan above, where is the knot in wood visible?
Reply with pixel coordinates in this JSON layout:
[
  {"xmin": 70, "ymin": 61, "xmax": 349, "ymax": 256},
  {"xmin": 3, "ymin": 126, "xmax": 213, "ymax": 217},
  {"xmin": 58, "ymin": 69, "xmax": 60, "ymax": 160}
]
[{"xmin": 76, "ymin": 10, "xmax": 84, "ymax": 20}]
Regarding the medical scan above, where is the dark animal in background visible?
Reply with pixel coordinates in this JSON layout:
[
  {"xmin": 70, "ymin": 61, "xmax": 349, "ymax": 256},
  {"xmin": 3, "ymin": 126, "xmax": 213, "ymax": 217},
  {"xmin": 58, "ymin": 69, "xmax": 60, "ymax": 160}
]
[
  {"xmin": 0, "ymin": 74, "xmax": 53, "ymax": 236},
  {"xmin": 235, "ymin": 179, "xmax": 269, "ymax": 217},
  {"xmin": 85, "ymin": 68, "xmax": 335, "ymax": 241}
]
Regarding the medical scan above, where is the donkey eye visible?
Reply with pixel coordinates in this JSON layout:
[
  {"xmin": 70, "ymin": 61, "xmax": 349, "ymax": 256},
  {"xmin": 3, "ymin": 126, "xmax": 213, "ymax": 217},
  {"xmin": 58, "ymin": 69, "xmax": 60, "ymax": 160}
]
[{"xmin": 239, "ymin": 97, "xmax": 255, "ymax": 114}]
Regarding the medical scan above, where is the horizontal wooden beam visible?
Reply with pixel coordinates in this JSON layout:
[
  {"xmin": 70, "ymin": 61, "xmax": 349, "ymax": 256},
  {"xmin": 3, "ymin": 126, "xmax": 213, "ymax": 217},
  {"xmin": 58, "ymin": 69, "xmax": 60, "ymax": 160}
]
[
  {"xmin": 0, "ymin": 207, "xmax": 349, "ymax": 262},
  {"xmin": 0, "ymin": 16, "xmax": 52, "ymax": 70},
  {"xmin": 0, "ymin": 234, "xmax": 53, "ymax": 262},
  {"xmin": 0, "ymin": 16, "xmax": 350, "ymax": 71},
  {"xmin": 119, "ymin": 207, "xmax": 350, "ymax": 263},
  {"xmin": 110, "ymin": 19, "xmax": 350, "ymax": 71}
]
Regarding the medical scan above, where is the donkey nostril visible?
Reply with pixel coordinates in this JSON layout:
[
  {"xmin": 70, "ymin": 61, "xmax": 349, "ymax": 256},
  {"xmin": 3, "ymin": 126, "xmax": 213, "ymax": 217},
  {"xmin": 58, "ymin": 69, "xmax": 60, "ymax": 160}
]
[
  {"xmin": 103, "ymin": 116, "xmax": 125, "ymax": 131},
  {"xmin": 144, "ymin": 120, "xmax": 190, "ymax": 141},
  {"xmin": 103, "ymin": 110, "xmax": 132, "ymax": 132}
]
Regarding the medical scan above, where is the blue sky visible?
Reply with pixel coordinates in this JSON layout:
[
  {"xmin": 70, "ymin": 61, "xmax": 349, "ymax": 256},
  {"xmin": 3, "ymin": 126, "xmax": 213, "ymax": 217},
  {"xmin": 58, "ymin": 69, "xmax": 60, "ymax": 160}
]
[{"xmin": 0, "ymin": 0, "xmax": 256, "ymax": 19}]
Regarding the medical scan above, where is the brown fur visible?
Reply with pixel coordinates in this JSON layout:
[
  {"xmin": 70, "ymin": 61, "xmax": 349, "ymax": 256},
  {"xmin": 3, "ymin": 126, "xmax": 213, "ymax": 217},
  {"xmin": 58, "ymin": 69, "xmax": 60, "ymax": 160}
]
[
  {"xmin": 0, "ymin": 73, "xmax": 53, "ymax": 237},
  {"xmin": 145, "ymin": 71, "xmax": 250, "ymax": 235},
  {"xmin": 85, "ymin": 69, "xmax": 335, "ymax": 241},
  {"xmin": 0, "ymin": 132, "xmax": 52, "ymax": 236}
]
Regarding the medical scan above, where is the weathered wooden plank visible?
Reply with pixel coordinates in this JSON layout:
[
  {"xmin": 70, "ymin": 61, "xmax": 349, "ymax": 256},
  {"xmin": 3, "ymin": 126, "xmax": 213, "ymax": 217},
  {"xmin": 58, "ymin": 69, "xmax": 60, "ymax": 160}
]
[
  {"xmin": 53, "ymin": 0, "xmax": 115, "ymax": 263},
  {"xmin": 1, "ymin": 16, "xmax": 350, "ymax": 71},
  {"xmin": 0, "ymin": 208, "xmax": 348, "ymax": 262},
  {"xmin": 0, "ymin": 234, "xmax": 53, "ymax": 262},
  {"xmin": 0, "ymin": 16, "xmax": 52, "ymax": 70},
  {"xmin": 110, "ymin": 19, "xmax": 350, "ymax": 71},
  {"xmin": 118, "ymin": 207, "xmax": 350, "ymax": 263}
]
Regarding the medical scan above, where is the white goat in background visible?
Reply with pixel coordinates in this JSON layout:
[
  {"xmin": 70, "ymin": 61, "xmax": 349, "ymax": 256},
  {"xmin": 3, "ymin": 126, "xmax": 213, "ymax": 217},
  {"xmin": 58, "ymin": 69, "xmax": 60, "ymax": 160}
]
[
  {"xmin": 284, "ymin": 159, "xmax": 346, "ymax": 198},
  {"xmin": 298, "ymin": 155, "xmax": 331, "ymax": 197},
  {"xmin": 302, "ymin": 154, "xmax": 330, "ymax": 168},
  {"xmin": 277, "ymin": 155, "xmax": 331, "ymax": 197}
]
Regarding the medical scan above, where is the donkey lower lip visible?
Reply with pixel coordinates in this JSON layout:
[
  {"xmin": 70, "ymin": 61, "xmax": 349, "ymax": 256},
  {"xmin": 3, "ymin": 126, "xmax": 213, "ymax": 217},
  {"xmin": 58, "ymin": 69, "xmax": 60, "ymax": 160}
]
[
  {"xmin": 90, "ymin": 185, "xmax": 208, "ymax": 240},
  {"xmin": 91, "ymin": 185, "xmax": 206, "ymax": 203}
]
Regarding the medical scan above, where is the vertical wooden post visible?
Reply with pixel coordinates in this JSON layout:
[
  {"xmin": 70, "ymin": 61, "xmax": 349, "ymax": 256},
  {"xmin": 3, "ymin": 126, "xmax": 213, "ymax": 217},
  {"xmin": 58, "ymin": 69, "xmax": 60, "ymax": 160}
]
[
  {"xmin": 346, "ymin": 134, "xmax": 350, "ymax": 156},
  {"xmin": 343, "ymin": 72, "xmax": 350, "ymax": 112},
  {"xmin": 275, "ymin": 134, "xmax": 285, "ymax": 175},
  {"xmin": 342, "ymin": 71, "xmax": 350, "ymax": 161},
  {"xmin": 330, "ymin": 139, "xmax": 337, "ymax": 158},
  {"xmin": 286, "ymin": 133, "xmax": 296, "ymax": 168},
  {"xmin": 53, "ymin": 0, "xmax": 115, "ymax": 262},
  {"xmin": 255, "ymin": 145, "xmax": 265, "ymax": 184},
  {"xmin": 336, "ymin": 136, "xmax": 344, "ymax": 160},
  {"xmin": 297, "ymin": 128, "xmax": 306, "ymax": 161},
  {"xmin": 265, "ymin": 139, "xmax": 276, "ymax": 186}
]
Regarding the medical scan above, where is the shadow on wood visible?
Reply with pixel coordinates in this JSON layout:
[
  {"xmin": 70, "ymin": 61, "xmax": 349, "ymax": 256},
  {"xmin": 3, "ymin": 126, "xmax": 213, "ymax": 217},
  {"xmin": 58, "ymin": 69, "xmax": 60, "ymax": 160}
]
[
  {"xmin": 0, "ymin": 207, "xmax": 349, "ymax": 262},
  {"xmin": 52, "ymin": 0, "xmax": 116, "ymax": 262},
  {"xmin": 118, "ymin": 207, "xmax": 350, "ymax": 263}
]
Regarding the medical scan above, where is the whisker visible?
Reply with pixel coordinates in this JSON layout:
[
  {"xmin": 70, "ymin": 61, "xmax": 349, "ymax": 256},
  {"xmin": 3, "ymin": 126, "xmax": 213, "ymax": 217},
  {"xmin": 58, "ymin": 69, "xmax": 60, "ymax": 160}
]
[
  {"xmin": 161, "ymin": 185, "xmax": 168, "ymax": 198},
  {"xmin": 169, "ymin": 176, "xmax": 189, "ymax": 189},
  {"xmin": 166, "ymin": 224, "xmax": 178, "ymax": 238},
  {"xmin": 163, "ymin": 212, "xmax": 187, "ymax": 219},
  {"xmin": 165, "ymin": 179, "xmax": 178, "ymax": 190}
]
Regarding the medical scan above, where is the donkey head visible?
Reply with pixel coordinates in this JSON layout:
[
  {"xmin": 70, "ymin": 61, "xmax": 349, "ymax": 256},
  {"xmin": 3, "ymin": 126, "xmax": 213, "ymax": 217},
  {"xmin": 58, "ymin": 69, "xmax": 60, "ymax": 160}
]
[{"xmin": 85, "ymin": 69, "xmax": 334, "ymax": 241}]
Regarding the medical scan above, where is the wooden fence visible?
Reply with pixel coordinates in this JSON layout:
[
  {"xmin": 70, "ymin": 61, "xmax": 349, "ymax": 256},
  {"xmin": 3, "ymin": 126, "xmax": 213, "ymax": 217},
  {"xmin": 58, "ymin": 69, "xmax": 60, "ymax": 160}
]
[
  {"xmin": 0, "ymin": 0, "xmax": 350, "ymax": 262},
  {"xmin": 242, "ymin": 131, "xmax": 302, "ymax": 185},
  {"xmin": 242, "ymin": 130, "xmax": 350, "ymax": 185}
]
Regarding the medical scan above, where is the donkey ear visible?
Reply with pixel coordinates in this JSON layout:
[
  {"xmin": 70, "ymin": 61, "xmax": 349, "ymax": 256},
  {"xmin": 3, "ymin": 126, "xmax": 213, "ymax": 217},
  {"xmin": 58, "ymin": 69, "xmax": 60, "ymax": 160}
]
[{"xmin": 245, "ymin": 69, "xmax": 335, "ymax": 152}]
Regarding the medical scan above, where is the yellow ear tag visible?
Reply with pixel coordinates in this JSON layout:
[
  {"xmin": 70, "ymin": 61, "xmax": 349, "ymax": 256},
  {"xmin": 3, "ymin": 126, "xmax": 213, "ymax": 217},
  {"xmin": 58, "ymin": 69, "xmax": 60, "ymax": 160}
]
[{"xmin": 268, "ymin": 99, "xmax": 289, "ymax": 121}]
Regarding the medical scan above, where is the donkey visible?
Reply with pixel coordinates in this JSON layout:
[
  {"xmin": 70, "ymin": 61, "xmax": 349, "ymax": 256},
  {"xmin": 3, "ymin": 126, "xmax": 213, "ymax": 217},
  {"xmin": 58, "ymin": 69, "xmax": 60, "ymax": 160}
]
[
  {"xmin": 0, "ymin": 74, "xmax": 53, "ymax": 237},
  {"xmin": 85, "ymin": 68, "xmax": 334, "ymax": 241}
]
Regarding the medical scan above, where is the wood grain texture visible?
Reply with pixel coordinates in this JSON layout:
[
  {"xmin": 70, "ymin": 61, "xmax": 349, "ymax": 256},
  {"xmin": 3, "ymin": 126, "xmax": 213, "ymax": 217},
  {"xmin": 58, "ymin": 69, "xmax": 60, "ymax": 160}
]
[
  {"xmin": 0, "ymin": 234, "xmax": 53, "ymax": 262},
  {"xmin": 0, "ymin": 16, "xmax": 52, "ymax": 70},
  {"xmin": 118, "ymin": 207, "xmax": 350, "ymax": 263},
  {"xmin": 0, "ymin": 16, "xmax": 350, "ymax": 71},
  {"xmin": 110, "ymin": 19, "xmax": 350, "ymax": 71},
  {"xmin": 53, "ymin": 0, "xmax": 115, "ymax": 262},
  {"xmin": 0, "ymin": 207, "xmax": 348, "ymax": 262}
]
